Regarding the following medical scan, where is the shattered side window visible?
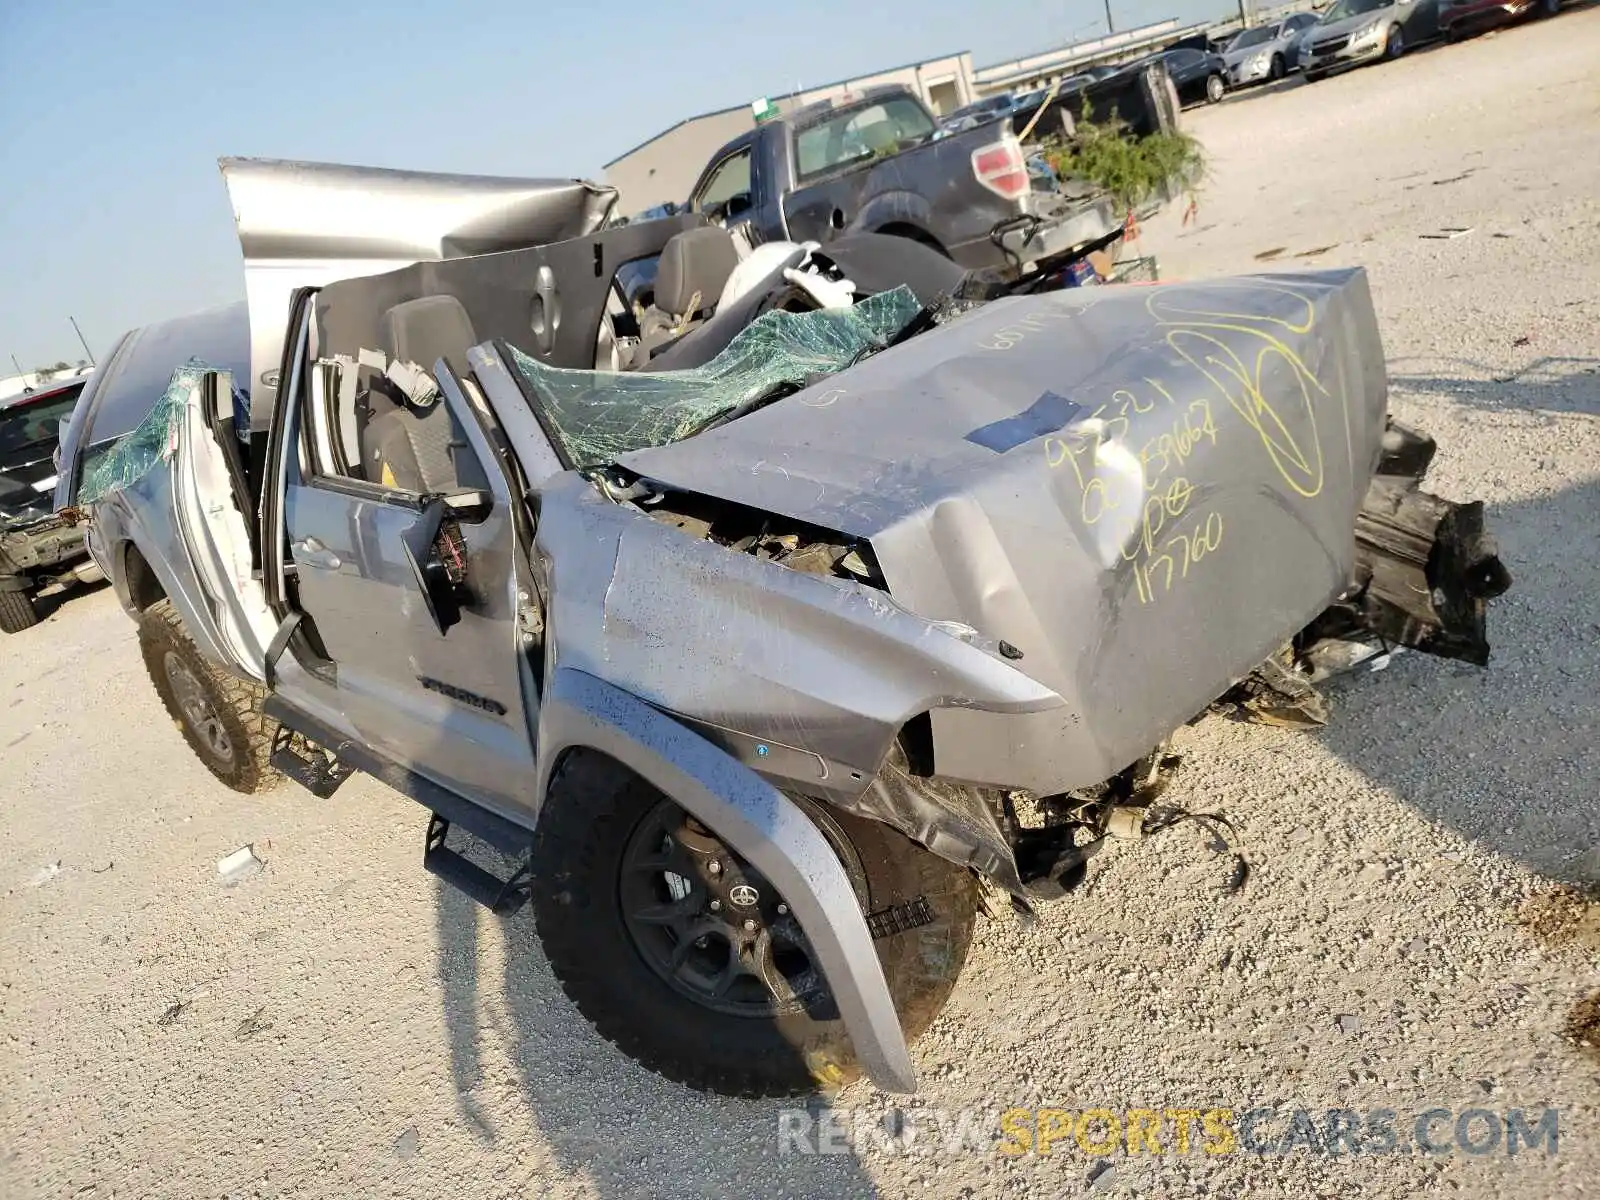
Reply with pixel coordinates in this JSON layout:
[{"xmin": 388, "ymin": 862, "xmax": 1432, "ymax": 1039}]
[
  {"xmin": 510, "ymin": 286, "xmax": 922, "ymax": 470},
  {"xmin": 78, "ymin": 360, "xmax": 210, "ymax": 506}
]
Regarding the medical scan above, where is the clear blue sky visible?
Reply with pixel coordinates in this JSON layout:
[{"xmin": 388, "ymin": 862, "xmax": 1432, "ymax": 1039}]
[{"xmin": 1, "ymin": 0, "xmax": 1209, "ymax": 368}]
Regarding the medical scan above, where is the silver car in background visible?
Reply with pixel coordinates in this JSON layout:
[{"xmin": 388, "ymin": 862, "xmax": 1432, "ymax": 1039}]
[
  {"xmin": 1223, "ymin": 12, "xmax": 1321, "ymax": 86},
  {"xmin": 1299, "ymin": 0, "xmax": 1443, "ymax": 79}
]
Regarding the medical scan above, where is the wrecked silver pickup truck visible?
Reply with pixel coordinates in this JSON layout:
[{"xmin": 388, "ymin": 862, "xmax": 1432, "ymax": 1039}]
[{"xmin": 55, "ymin": 158, "xmax": 1508, "ymax": 1099}]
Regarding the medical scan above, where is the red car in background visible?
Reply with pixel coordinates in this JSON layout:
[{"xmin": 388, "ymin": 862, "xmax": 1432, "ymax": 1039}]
[{"xmin": 1440, "ymin": 0, "xmax": 1564, "ymax": 40}]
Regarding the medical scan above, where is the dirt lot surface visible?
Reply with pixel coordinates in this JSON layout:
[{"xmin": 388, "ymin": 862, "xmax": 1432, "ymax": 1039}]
[{"xmin": 4, "ymin": 10, "xmax": 1598, "ymax": 1198}]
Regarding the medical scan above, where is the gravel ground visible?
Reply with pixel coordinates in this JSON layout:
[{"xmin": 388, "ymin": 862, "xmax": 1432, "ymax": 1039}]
[{"xmin": 4, "ymin": 11, "xmax": 1599, "ymax": 1198}]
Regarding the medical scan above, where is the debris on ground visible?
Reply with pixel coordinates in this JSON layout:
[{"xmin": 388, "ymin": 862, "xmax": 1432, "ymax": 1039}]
[
  {"xmin": 156, "ymin": 1000, "xmax": 191, "ymax": 1028},
  {"xmin": 234, "ymin": 1007, "xmax": 274, "ymax": 1041},
  {"xmin": 27, "ymin": 861, "xmax": 62, "ymax": 887},
  {"xmin": 1419, "ymin": 226, "xmax": 1474, "ymax": 239},
  {"xmin": 1295, "ymin": 243, "xmax": 1339, "ymax": 257},
  {"xmin": 1254, "ymin": 246, "xmax": 1287, "ymax": 260},
  {"xmin": 1337, "ymin": 1014, "xmax": 1362, "ymax": 1035},
  {"xmin": 218, "ymin": 845, "xmax": 265, "ymax": 886},
  {"xmin": 1088, "ymin": 1161, "xmax": 1117, "ymax": 1191},
  {"xmin": 1516, "ymin": 885, "xmax": 1600, "ymax": 952},
  {"xmin": 393, "ymin": 1126, "xmax": 420, "ymax": 1160},
  {"xmin": 1567, "ymin": 991, "xmax": 1600, "ymax": 1061}
]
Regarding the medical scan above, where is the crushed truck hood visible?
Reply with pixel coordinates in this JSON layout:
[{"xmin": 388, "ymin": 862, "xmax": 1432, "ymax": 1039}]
[{"xmin": 621, "ymin": 270, "xmax": 1391, "ymax": 791}]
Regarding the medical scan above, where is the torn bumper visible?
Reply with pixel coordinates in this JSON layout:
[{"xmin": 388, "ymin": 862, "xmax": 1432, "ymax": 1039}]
[{"xmin": 0, "ymin": 513, "xmax": 89, "ymax": 578}]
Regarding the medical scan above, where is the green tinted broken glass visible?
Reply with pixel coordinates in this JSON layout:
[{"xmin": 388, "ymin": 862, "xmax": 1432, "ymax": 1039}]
[
  {"xmin": 509, "ymin": 286, "xmax": 922, "ymax": 469},
  {"xmin": 78, "ymin": 361, "xmax": 208, "ymax": 506}
]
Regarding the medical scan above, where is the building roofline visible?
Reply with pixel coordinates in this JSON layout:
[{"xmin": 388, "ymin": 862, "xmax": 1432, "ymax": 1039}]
[
  {"xmin": 973, "ymin": 21, "xmax": 1209, "ymax": 90},
  {"xmin": 973, "ymin": 17, "xmax": 1188, "ymax": 76},
  {"xmin": 602, "ymin": 50, "xmax": 971, "ymax": 168}
]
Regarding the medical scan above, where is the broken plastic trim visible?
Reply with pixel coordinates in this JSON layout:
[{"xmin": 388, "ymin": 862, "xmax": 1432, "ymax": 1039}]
[{"xmin": 1302, "ymin": 421, "xmax": 1511, "ymax": 667}]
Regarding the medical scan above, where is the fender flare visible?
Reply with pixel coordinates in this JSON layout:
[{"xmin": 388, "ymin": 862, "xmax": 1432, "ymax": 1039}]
[
  {"xmin": 533, "ymin": 666, "xmax": 917, "ymax": 1094},
  {"xmin": 853, "ymin": 190, "xmax": 940, "ymax": 245},
  {"xmin": 110, "ymin": 517, "xmax": 235, "ymax": 671}
]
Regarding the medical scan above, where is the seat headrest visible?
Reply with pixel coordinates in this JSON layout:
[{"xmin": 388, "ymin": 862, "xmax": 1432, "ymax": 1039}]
[
  {"xmin": 654, "ymin": 226, "xmax": 739, "ymax": 318},
  {"xmin": 380, "ymin": 295, "xmax": 478, "ymax": 377}
]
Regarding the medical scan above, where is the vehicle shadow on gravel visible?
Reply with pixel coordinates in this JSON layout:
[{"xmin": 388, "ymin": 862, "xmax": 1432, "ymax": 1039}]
[
  {"xmin": 17, "ymin": 577, "xmax": 109, "ymax": 626},
  {"xmin": 434, "ymin": 875, "xmax": 883, "ymax": 1197},
  {"xmin": 1389, "ymin": 355, "xmax": 1600, "ymax": 417},
  {"xmin": 1311, "ymin": 471, "xmax": 1600, "ymax": 885},
  {"xmin": 1388, "ymin": 355, "xmax": 1600, "ymax": 416}
]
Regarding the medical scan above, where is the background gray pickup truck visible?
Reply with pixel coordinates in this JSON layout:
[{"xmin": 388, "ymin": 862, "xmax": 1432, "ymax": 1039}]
[
  {"xmin": 682, "ymin": 78, "xmax": 1175, "ymax": 282},
  {"xmin": 0, "ymin": 376, "xmax": 101, "ymax": 632}
]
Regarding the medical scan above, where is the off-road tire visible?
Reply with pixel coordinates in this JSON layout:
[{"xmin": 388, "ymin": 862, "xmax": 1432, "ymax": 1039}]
[
  {"xmin": 0, "ymin": 586, "xmax": 39, "ymax": 634},
  {"xmin": 531, "ymin": 758, "xmax": 978, "ymax": 1097},
  {"xmin": 138, "ymin": 599, "xmax": 281, "ymax": 793}
]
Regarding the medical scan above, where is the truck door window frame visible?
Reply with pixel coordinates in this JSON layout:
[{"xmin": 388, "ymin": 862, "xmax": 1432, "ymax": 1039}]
[
  {"xmin": 793, "ymin": 96, "xmax": 936, "ymax": 183},
  {"xmin": 691, "ymin": 146, "xmax": 755, "ymax": 218}
]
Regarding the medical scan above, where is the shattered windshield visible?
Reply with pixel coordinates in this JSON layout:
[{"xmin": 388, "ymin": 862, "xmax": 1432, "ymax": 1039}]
[
  {"xmin": 511, "ymin": 286, "xmax": 923, "ymax": 470},
  {"xmin": 794, "ymin": 99, "xmax": 938, "ymax": 181}
]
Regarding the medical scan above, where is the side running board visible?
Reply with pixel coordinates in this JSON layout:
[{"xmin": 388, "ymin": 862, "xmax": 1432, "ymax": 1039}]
[{"xmin": 262, "ymin": 696, "xmax": 536, "ymax": 911}]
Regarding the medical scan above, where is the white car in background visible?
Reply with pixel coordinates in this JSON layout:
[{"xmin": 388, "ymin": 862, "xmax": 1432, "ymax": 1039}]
[{"xmin": 1223, "ymin": 12, "xmax": 1322, "ymax": 86}]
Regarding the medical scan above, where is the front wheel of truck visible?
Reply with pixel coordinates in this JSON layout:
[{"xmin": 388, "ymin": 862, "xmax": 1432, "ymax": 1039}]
[
  {"xmin": 138, "ymin": 599, "xmax": 281, "ymax": 794},
  {"xmin": 531, "ymin": 758, "xmax": 978, "ymax": 1097}
]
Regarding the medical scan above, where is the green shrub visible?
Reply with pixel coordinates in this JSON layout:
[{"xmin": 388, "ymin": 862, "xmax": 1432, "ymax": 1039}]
[{"xmin": 1041, "ymin": 108, "xmax": 1207, "ymax": 215}]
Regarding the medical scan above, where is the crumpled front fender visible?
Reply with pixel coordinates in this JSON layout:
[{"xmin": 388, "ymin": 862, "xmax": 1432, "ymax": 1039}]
[{"xmin": 533, "ymin": 666, "xmax": 918, "ymax": 1095}]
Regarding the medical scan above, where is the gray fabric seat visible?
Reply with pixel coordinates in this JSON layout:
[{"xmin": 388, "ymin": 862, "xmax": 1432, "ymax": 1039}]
[
  {"xmin": 360, "ymin": 295, "xmax": 476, "ymax": 493},
  {"xmin": 636, "ymin": 226, "xmax": 741, "ymax": 361}
]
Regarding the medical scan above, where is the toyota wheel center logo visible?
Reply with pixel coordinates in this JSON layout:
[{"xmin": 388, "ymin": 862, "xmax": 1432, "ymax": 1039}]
[{"xmin": 729, "ymin": 884, "xmax": 759, "ymax": 908}]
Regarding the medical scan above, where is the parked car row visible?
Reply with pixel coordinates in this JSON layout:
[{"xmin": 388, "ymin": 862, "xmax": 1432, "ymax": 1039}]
[{"xmin": 953, "ymin": 0, "xmax": 1569, "ymax": 119}]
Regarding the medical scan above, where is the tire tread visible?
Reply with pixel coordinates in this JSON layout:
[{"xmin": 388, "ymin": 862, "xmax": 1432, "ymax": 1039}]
[
  {"xmin": 532, "ymin": 756, "xmax": 976, "ymax": 1097},
  {"xmin": 0, "ymin": 588, "xmax": 39, "ymax": 634},
  {"xmin": 138, "ymin": 599, "xmax": 281, "ymax": 793}
]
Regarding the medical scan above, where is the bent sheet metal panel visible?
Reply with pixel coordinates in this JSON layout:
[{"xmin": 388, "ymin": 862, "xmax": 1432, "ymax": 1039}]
[
  {"xmin": 619, "ymin": 269, "xmax": 1390, "ymax": 793},
  {"xmin": 219, "ymin": 157, "xmax": 619, "ymax": 429},
  {"xmin": 533, "ymin": 473, "xmax": 1064, "ymax": 787}
]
